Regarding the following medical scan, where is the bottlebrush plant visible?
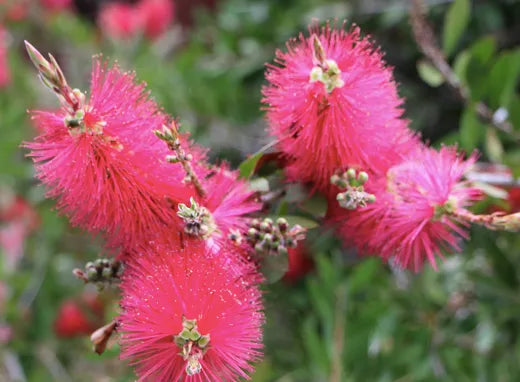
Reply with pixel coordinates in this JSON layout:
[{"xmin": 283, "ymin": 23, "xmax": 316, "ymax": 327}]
[{"xmin": 21, "ymin": 18, "xmax": 520, "ymax": 381}]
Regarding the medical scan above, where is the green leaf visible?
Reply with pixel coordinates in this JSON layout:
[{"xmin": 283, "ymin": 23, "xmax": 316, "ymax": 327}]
[
  {"xmin": 442, "ymin": 0, "xmax": 470, "ymax": 56},
  {"xmin": 485, "ymin": 127, "xmax": 504, "ymax": 163},
  {"xmin": 238, "ymin": 152, "xmax": 263, "ymax": 179},
  {"xmin": 486, "ymin": 50, "xmax": 520, "ymax": 109},
  {"xmin": 285, "ymin": 215, "xmax": 319, "ymax": 229},
  {"xmin": 453, "ymin": 50, "xmax": 471, "ymax": 86},
  {"xmin": 470, "ymin": 36, "xmax": 496, "ymax": 64},
  {"xmin": 459, "ymin": 105, "xmax": 484, "ymax": 151},
  {"xmin": 417, "ymin": 60, "xmax": 444, "ymax": 87},
  {"xmin": 300, "ymin": 195, "xmax": 328, "ymax": 218},
  {"xmin": 260, "ymin": 253, "xmax": 289, "ymax": 283}
]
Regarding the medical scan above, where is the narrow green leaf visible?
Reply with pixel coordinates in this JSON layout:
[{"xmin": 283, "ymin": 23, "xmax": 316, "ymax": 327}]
[
  {"xmin": 417, "ymin": 60, "xmax": 444, "ymax": 87},
  {"xmin": 442, "ymin": 0, "xmax": 470, "ymax": 56},
  {"xmin": 470, "ymin": 36, "xmax": 496, "ymax": 64},
  {"xmin": 486, "ymin": 50, "xmax": 520, "ymax": 109},
  {"xmin": 285, "ymin": 215, "xmax": 319, "ymax": 229},
  {"xmin": 453, "ymin": 50, "xmax": 471, "ymax": 86},
  {"xmin": 459, "ymin": 105, "xmax": 484, "ymax": 151},
  {"xmin": 485, "ymin": 127, "xmax": 504, "ymax": 163},
  {"xmin": 300, "ymin": 195, "xmax": 328, "ymax": 218},
  {"xmin": 238, "ymin": 152, "xmax": 262, "ymax": 179},
  {"xmin": 260, "ymin": 253, "xmax": 288, "ymax": 283}
]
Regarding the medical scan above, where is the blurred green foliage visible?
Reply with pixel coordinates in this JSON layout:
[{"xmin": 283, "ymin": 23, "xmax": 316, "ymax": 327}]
[{"xmin": 1, "ymin": 0, "xmax": 520, "ymax": 381}]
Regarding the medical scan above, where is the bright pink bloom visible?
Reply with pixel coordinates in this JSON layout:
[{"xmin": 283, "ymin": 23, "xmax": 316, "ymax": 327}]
[
  {"xmin": 39, "ymin": 0, "xmax": 72, "ymax": 11},
  {"xmin": 263, "ymin": 22, "xmax": 417, "ymax": 191},
  {"xmin": 25, "ymin": 59, "xmax": 200, "ymax": 250},
  {"xmin": 99, "ymin": 3, "xmax": 142, "ymax": 40},
  {"xmin": 0, "ymin": 26, "xmax": 10, "ymax": 88},
  {"xmin": 200, "ymin": 164, "xmax": 260, "ymax": 237},
  {"xmin": 119, "ymin": 246, "xmax": 264, "ymax": 381},
  {"xmin": 137, "ymin": 0, "xmax": 174, "ymax": 39},
  {"xmin": 330, "ymin": 147, "xmax": 481, "ymax": 271}
]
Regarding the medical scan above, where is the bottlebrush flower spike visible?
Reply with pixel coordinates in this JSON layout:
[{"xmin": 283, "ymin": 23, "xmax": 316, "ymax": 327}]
[
  {"xmin": 263, "ymin": 21, "xmax": 417, "ymax": 191},
  {"xmin": 330, "ymin": 147, "xmax": 481, "ymax": 271},
  {"xmin": 170, "ymin": 163, "xmax": 260, "ymax": 246},
  {"xmin": 24, "ymin": 43, "xmax": 202, "ymax": 250},
  {"xmin": 201, "ymin": 164, "xmax": 260, "ymax": 238},
  {"xmin": 119, "ymin": 246, "xmax": 264, "ymax": 381}
]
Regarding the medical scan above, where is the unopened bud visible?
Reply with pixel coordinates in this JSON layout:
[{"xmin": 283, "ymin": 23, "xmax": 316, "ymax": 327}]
[
  {"xmin": 198, "ymin": 334, "xmax": 210, "ymax": 348},
  {"xmin": 87, "ymin": 267, "xmax": 98, "ymax": 280},
  {"xmin": 101, "ymin": 267, "xmax": 112, "ymax": 279},
  {"xmin": 276, "ymin": 217, "xmax": 288, "ymax": 232},
  {"xmin": 357, "ymin": 171, "xmax": 368, "ymax": 184},
  {"xmin": 90, "ymin": 321, "xmax": 117, "ymax": 355},
  {"xmin": 72, "ymin": 268, "xmax": 89, "ymax": 283},
  {"xmin": 346, "ymin": 168, "xmax": 356, "ymax": 180},
  {"xmin": 166, "ymin": 155, "xmax": 180, "ymax": 163},
  {"xmin": 259, "ymin": 221, "xmax": 271, "ymax": 232},
  {"xmin": 330, "ymin": 174, "xmax": 341, "ymax": 185}
]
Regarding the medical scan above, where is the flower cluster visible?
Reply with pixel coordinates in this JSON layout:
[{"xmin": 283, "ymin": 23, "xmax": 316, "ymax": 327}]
[
  {"xmin": 24, "ymin": 42, "xmax": 264, "ymax": 381},
  {"xmin": 24, "ymin": 18, "xmax": 501, "ymax": 382},
  {"xmin": 263, "ymin": 21, "xmax": 482, "ymax": 271}
]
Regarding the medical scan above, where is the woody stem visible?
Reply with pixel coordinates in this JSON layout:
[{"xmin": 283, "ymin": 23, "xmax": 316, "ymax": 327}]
[{"xmin": 451, "ymin": 208, "xmax": 520, "ymax": 232}]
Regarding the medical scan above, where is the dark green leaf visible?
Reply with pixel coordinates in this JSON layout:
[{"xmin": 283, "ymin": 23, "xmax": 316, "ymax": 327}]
[
  {"xmin": 485, "ymin": 127, "xmax": 504, "ymax": 162},
  {"xmin": 486, "ymin": 50, "xmax": 520, "ymax": 109},
  {"xmin": 285, "ymin": 215, "xmax": 319, "ymax": 229},
  {"xmin": 460, "ymin": 105, "xmax": 484, "ymax": 151},
  {"xmin": 443, "ymin": 0, "xmax": 470, "ymax": 56},
  {"xmin": 261, "ymin": 253, "xmax": 289, "ymax": 283},
  {"xmin": 238, "ymin": 152, "xmax": 263, "ymax": 179},
  {"xmin": 300, "ymin": 195, "xmax": 328, "ymax": 218}
]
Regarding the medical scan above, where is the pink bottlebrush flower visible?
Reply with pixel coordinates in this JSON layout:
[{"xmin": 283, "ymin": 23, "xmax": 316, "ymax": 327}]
[
  {"xmin": 39, "ymin": 0, "xmax": 72, "ymax": 11},
  {"xmin": 119, "ymin": 246, "xmax": 264, "ymax": 381},
  {"xmin": 99, "ymin": 3, "xmax": 142, "ymax": 40},
  {"xmin": 202, "ymin": 164, "xmax": 260, "ymax": 237},
  {"xmin": 171, "ymin": 163, "xmax": 260, "ymax": 255},
  {"xmin": 25, "ymin": 58, "xmax": 200, "ymax": 250},
  {"xmin": 263, "ymin": 21, "xmax": 417, "ymax": 191},
  {"xmin": 137, "ymin": 0, "xmax": 174, "ymax": 39},
  {"xmin": 330, "ymin": 147, "xmax": 481, "ymax": 271},
  {"xmin": 0, "ymin": 26, "xmax": 10, "ymax": 88}
]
